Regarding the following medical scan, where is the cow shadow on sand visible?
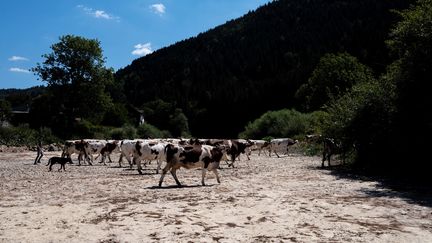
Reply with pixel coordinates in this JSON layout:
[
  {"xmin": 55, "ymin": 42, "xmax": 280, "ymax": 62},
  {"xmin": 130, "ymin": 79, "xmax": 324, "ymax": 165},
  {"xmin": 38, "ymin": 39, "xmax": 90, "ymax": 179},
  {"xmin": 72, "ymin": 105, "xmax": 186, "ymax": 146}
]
[
  {"xmin": 118, "ymin": 168, "xmax": 159, "ymax": 176},
  {"xmin": 309, "ymin": 163, "xmax": 432, "ymax": 208},
  {"xmin": 146, "ymin": 184, "xmax": 215, "ymax": 190}
]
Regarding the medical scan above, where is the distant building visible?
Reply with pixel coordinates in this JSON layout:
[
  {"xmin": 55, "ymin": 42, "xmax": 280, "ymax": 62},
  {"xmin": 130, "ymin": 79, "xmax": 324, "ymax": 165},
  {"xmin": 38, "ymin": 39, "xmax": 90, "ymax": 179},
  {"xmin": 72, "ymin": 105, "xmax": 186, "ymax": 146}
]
[
  {"xmin": 127, "ymin": 104, "xmax": 145, "ymax": 126},
  {"xmin": 10, "ymin": 105, "xmax": 30, "ymax": 125}
]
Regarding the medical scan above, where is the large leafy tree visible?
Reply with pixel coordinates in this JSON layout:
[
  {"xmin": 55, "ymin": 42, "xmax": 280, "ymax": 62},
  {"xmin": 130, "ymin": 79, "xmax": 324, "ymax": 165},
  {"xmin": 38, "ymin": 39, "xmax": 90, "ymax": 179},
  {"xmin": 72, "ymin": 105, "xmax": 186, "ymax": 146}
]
[
  {"xmin": 32, "ymin": 35, "xmax": 114, "ymax": 126},
  {"xmin": 322, "ymin": 0, "xmax": 432, "ymax": 178},
  {"xmin": 295, "ymin": 53, "xmax": 375, "ymax": 111},
  {"xmin": 385, "ymin": 0, "xmax": 432, "ymax": 174}
]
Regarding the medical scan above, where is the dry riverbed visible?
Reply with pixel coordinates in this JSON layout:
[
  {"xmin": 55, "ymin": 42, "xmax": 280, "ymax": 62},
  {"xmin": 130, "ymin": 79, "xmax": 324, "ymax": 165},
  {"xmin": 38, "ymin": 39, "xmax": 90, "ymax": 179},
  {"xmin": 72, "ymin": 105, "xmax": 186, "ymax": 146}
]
[{"xmin": 1, "ymin": 150, "xmax": 431, "ymax": 242}]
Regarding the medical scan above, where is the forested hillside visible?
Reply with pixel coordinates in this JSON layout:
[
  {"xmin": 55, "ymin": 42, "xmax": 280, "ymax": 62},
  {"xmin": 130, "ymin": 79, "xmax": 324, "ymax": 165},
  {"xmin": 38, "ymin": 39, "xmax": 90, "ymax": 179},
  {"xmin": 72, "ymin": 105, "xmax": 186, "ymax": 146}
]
[
  {"xmin": 116, "ymin": 0, "xmax": 413, "ymax": 137},
  {"xmin": 0, "ymin": 86, "xmax": 46, "ymax": 110}
]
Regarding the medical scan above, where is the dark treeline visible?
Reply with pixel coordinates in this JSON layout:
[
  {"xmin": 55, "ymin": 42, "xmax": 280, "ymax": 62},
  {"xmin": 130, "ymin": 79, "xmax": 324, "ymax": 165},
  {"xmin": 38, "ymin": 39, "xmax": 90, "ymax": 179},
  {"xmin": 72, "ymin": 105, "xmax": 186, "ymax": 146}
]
[{"xmin": 116, "ymin": 0, "xmax": 413, "ymax": 137}]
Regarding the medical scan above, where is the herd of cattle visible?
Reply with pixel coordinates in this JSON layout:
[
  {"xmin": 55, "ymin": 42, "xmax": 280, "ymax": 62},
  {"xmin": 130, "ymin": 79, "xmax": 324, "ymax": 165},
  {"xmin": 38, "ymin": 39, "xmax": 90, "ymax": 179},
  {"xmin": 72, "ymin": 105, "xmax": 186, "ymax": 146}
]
[{"xmin": 58, "ymin": 138, "xmax": 298, "ymax": 187}]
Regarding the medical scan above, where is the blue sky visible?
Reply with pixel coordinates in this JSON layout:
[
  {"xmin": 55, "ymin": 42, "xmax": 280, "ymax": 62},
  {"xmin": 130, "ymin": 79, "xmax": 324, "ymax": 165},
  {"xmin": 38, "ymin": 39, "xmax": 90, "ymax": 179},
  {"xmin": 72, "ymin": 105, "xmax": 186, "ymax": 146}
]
[{"xmin": 1, "ymin": 0, "xmax": 272, "ymax": 89}]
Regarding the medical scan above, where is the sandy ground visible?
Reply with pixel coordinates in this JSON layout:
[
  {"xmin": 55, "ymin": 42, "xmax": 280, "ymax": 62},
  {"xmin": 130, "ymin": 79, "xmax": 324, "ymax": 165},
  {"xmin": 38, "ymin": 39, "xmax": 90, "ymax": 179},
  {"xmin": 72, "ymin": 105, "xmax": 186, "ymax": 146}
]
[{"xmin": 0, "ymin": 150, "xmax": 431, "ymax": 243}]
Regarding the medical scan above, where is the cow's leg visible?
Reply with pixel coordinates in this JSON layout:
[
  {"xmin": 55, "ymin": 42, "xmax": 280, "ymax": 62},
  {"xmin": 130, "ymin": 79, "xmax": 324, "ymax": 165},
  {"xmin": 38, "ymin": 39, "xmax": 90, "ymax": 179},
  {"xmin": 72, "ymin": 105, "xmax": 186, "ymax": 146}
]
[
  {"xmin": 100, "ymin": 154, "xmax": 106, "ymax": 165},
  {"xmin": 229, "ymin": 154, "xmax": 236, "ymax": 168},
  {"xmin": 158, "ymin": 163, "xmax": 172, "ymax": 187},
  {"xmin": 212, "ymin": 169, "xmax": 221, "ymax": 184},
  {"xmin": 156, "ymin": 160, "xmax": 162, "ymax": 174},
  {"xmin": 108, "ymin": 154, "xmax": 113, "ymax": 163},
  {"xmin": 170, "ymin": 168, "xmax": 182, "ymax": 187},
  {"xmin": 67, "ymin": 154, "xmax": 73, "ymax": 164},
  {"xmin": 274, "ymin": 150, "xmax": 280, "ymax": 158},
  {"xmin": 87, "ymin": 153, "xmax": 93, "ymax": 166},
  {"xmin": 225, "ymin": 159, "xmax": 231, "ymax": 167},
  {"xmin": 125, "ymin": 154, "xmax": 133, "ymax": 168},
  {"xmin": 49, "ymin": 164, "xmax": 53, "ymax": 171},
  {"xmin": 135, "ymin": 157, "xmax": 143, "ymax": 175},
  {"xmin": 201, "ymin": 169, "xmax": 207, "ymax": 186},
  {"xmin": 118, "ymin": 153, "xmax": 124, "ymax": 167},
  {"xmin": 95, "ymin": 153, "xmax": 101, "ymax": 163}
]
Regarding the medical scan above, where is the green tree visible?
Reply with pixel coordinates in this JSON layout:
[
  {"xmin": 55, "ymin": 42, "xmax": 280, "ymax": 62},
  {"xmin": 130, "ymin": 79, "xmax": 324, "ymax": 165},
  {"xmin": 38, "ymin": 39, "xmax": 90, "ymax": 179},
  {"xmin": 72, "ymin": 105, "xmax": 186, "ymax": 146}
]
[
  {"xmin": 323, "ymin": 77, "xmax": 397, "ymax": 168},
  {"xmin": 0, "ymin": 99, "xmax": 12, "ymax": 124},
  {"xmin": 295, "ymin": 53, "xmax": 375, "ymax": 111},
  {"xmin": 239, "ymin": 109, "xmax": 315, "ymax": 139},
  {"xmin": 323, "ymin": 0, "xmax": 432, "ymax": 177},
  {"xmin": 384, "ymin": 0, "xmax": 432, "ymax": 176},
  {"xmin": 169, "ymin": 108, "xmax": 190, "ymax": 137},
  {"xmin": 387, "ymin": 0, "xmax": 432, "ymax": 135},
  {"xmin": 32, "ymin": 35, "xmax": 114, "ymax": 125}
]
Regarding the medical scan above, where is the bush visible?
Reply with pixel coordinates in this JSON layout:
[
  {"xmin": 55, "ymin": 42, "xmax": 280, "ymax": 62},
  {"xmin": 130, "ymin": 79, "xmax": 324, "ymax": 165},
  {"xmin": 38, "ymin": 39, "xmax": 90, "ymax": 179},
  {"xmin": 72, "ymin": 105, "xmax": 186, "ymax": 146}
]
[
  {"xmin": 137, "ymin": 123, "xmax": 171, "ymax": 139},
  {"xmin": 323, "ymin": 78, "xmax": 397, "ymax": 169},
  {"xmin": 71, "ymin": 120, "xmax": 112, "ymax": 139},
  {"xmin": 239, "ymin": 109, "xmax": 322, "ymax": 139},
  {"xmin": 110, "ymin": 124, "xmax": 138, "ymax": 140},
  {"xmin": 0, "ymin": 124, "xmax": 60, "ymax": 146}
]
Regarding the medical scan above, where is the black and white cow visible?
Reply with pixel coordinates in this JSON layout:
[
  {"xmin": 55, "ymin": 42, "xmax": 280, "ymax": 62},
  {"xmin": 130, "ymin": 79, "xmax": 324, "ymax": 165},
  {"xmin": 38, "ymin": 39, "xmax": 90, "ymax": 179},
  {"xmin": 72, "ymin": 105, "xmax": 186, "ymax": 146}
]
[
  {"xmin": 97, "ymin": 140, "xmax": 120, "ymax": 165},
  {"xmin": 159, "ymin": 144, "xmax": 224, "ymax": 187},
  {"xmin": 61, "ymin": 140, "xmax": 91, "ymax": 165},
  {"xmin": 134, "ymin": 141, "xmax": 167, "ymax": 174},
  {"xmin": 118, "ymin": 139, "xmax": 145, "ymax": 168},
  {"xmin": 268, "ymin": 138, "xmax": 298, "ymax": 158},
  {"xmin": 225, "ymin": 139, "xmax": 253, "ymax": 167},
  {"xmin": 248, "ymin": 139, "xmax": 271, "ymax": 156}
]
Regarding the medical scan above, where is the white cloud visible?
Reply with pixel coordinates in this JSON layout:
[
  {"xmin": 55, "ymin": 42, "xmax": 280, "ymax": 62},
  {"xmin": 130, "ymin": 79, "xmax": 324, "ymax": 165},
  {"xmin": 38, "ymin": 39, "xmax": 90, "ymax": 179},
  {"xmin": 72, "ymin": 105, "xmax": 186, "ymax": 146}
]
[
  {"xmin": 8, "ymin": 56, "xmax": 29, "ymax": 61},
  {"xmin": 77, "ymin": 5, "xmax": 119, "ymax": 21},
  {"xmin": 150, "ymin": 3, "xmax": 166, "ymax": 15},
  {"xmin": 94, "ymin": 10, "xmax": 111, "ymax": 19},
  {"xmin": 132, "ymin": 43, "xmax": 153, "ymax": 56},
  {"xmin": 9, "ymin": 67, "xmax": 30, "ymax": 73}
]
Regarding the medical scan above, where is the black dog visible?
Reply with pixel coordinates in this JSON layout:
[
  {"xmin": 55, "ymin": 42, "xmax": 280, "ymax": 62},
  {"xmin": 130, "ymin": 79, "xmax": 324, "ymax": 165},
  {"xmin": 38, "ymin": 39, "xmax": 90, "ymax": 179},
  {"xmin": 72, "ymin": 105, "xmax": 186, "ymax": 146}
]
[{"xmin": 46, "ymin": 157, "xmax": 72, "ymax": 171}]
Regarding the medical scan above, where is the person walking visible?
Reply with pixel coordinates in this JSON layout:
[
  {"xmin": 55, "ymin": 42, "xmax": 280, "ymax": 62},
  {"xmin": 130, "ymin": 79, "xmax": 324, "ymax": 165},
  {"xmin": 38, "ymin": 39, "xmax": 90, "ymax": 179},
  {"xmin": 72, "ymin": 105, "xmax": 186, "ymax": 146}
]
[{"xmin": 34, "ymin": 140, "xmax": 44, "ymax": 165}]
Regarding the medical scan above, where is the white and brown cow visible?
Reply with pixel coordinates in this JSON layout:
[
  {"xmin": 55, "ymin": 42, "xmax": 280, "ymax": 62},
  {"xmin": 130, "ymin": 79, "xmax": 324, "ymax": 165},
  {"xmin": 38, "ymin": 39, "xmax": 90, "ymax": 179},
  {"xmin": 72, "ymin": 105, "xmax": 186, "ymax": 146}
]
[
  {"xmin": 269, "ymin": 138, "xmax": 298, "ymax": 158},
  {"xmin": 159, "ymin": 144, "xmax": 224, "ymax": 187}
]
